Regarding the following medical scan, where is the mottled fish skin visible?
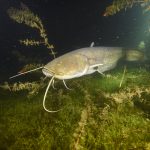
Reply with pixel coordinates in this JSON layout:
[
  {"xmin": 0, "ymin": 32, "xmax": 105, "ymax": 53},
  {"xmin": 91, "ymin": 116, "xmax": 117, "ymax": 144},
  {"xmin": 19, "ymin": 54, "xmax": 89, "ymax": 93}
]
[
  {"xmin": 74, "ymin": 47, "xmax": 123, "ymax": 74},
  {"xmin": 42, "ymin": 47, "xmax": 123, "ymax": 80}
]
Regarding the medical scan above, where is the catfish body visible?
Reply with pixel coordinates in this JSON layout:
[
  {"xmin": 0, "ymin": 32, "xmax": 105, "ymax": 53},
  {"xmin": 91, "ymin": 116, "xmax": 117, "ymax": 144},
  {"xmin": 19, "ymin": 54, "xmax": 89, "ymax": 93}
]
[
  {"xmin": 10, "ymin": 45, "xmax": 144, "ymax": 113},
  {"xmin": 42, "ymin": 47, "xmax": 124, "ymax": 80}
]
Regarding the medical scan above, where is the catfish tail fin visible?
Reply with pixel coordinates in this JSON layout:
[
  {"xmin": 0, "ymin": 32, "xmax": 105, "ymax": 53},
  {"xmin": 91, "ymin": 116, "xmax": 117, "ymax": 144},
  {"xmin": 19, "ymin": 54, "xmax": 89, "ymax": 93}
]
[{"xmin": 125, "ymin": 50, "xmax": 145, "ymax": 61}]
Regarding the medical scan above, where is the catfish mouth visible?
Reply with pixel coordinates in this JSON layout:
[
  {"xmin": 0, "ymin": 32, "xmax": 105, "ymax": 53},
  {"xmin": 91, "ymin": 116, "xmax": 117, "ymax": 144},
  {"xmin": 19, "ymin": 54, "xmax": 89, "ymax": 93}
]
[
  {"xmin": 42, "ymin": 67, "xmax": 68, "ymax": 79},
  {"xmin": 42, "ymin": 67, "xmax": 79, "ymax": 80},
  {"xmin": 42, "ymin": 67, "xmax": 54, "ymax": 77}
]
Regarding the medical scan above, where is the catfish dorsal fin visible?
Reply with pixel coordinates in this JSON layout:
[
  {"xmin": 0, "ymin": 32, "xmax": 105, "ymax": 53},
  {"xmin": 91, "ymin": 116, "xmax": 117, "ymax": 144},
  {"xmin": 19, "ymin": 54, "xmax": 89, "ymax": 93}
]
[{"xmin": 90, "ymin": 42, "xmax": 95, "ymax": 47}]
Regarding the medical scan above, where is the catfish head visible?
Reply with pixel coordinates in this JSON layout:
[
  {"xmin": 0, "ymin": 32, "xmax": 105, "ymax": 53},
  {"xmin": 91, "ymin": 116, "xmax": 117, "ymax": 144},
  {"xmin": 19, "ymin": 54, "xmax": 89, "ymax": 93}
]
[{"xmin": 42, "ymin": 53, "xmax": 89, "ymax": 80}]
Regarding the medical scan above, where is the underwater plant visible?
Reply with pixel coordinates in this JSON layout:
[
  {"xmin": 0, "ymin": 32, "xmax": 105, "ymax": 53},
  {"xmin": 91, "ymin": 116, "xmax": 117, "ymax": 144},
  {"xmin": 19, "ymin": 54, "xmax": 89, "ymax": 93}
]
[
  {"xmin": 103, "ymin": 0, "xmax": 150, "ymax": 64},
  {"xmin": 0, "ymin": 1, "xmax": 149, "ymax": 149},
  {"xmin": 7, "ymin": 2, "xmax": 56, "ymax": 58},
  {"xmin": 5, "ymin": 3, "xmax": 57, "ymax": 99},
  {"xmin": 0, "ymin": 68, "xmax": 150, "ymax": 149},
  {"xmin": 103, "ymin": 0, "xmax": 150, "ymax": 16}
]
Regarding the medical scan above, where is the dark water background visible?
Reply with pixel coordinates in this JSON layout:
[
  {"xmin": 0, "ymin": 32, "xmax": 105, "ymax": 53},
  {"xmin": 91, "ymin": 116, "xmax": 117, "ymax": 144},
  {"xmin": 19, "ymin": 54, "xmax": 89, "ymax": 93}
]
[{"xmin": 0, "ymin": 0, "xmax": 148, "ymax": 81}]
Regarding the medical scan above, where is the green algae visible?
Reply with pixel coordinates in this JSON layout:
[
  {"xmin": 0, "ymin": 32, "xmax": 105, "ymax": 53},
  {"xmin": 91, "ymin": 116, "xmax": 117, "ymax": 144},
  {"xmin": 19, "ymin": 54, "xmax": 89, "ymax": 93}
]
[{"xmin": 0, "ymin": 67, "xmax": 150, "ymax": 150}]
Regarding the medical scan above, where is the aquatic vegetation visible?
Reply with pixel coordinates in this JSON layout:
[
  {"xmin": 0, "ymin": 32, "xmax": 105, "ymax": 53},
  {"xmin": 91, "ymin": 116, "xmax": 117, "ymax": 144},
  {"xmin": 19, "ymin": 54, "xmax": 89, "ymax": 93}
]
[
  {"xmin": 103, "ymin": 0, "xmax": 150, "ymax": 16},
  {"xmin": 70, "ymin": 90, "xmax": 92, "ymax": 150},
  {"xmin": 1, "ymin": 2, "xmax": 149, "ymax": 149},
  {"xmin": 7, "ymin": 3, "xmax": 56, "ymax": 58},
  {"xmin": 0, "ymin": 80, "xmax": 45, "ymax": 98},
  {"xmin": 0, "ymin": 63, "xmax": 46, "ymax": 98},
  {"xmin": 105, "ymin": 86, "xmax": 150, "ymax": 104},
  {"xmin": 0, "ymin": 67, "xmax": 150, "ymax": 149},
  {"xmin": 138, "ymin": 41, "xmax": 146, "ymax": 50},
  {"xmin": 7, "ymin": 3, "xmax": 57, "ymax": 106}
]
